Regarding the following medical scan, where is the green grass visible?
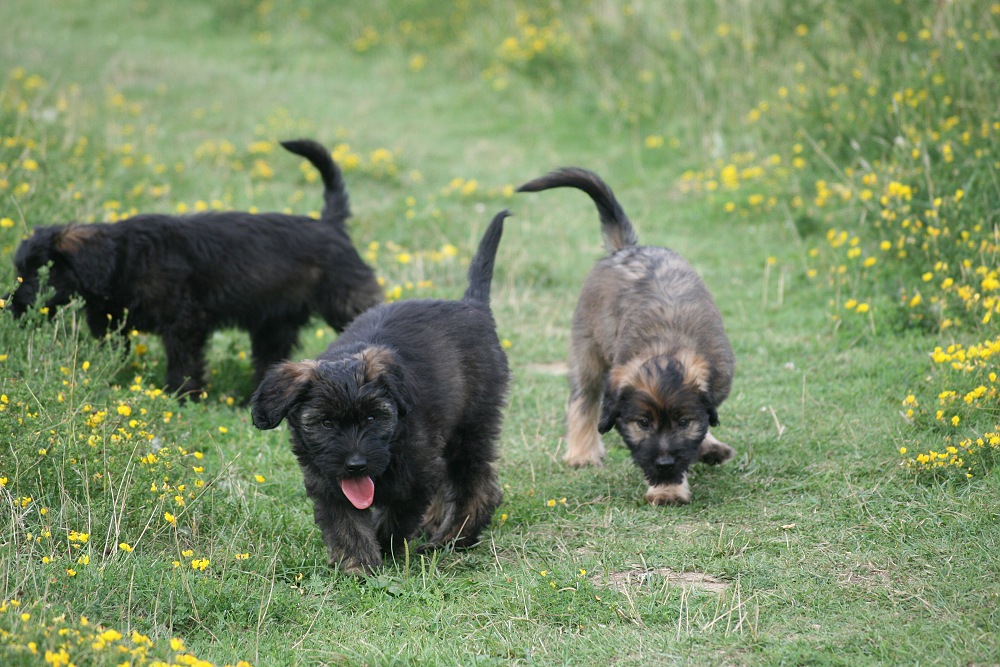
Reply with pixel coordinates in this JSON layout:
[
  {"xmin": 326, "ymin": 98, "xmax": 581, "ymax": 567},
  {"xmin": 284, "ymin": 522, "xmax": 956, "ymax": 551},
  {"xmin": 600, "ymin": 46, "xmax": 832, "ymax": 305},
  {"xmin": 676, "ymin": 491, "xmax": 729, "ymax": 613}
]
[{"xmin": 1, "ymin": 1, "xmax": 999, "ymax": 665}]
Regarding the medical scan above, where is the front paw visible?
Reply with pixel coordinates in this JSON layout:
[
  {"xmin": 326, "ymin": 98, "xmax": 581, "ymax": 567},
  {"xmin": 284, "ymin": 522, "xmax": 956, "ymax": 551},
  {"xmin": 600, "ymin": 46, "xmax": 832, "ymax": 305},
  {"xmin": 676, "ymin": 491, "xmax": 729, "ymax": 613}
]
[
  {"xmin": 644, "ymin": 477, "xmax": 691, "ymax": 505},
  {"xmin": 328, "ymin": 540, "xmax": 382, "ymax": 576},
  {"xmin": 330, "ymin": 551, "xmax": 382, "ymax": 576}
]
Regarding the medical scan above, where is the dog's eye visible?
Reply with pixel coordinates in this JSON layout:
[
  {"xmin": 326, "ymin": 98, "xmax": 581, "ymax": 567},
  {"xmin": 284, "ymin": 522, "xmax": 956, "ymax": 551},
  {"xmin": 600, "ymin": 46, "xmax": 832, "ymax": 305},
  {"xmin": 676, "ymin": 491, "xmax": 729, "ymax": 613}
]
[
  {"xmin": 321, "ymin": 419, "xmax": 335, "ymax": 430},
  {"xmin": 636, "ymin": 417, "xmax": 651, "ymax": 429},
  {"xmin": 677, "ymin": 418, "xmax": 689, "ymax": 428},
  {"xmin": 364, "ymin": 415, "xmax": 375, "ymax": 425}
]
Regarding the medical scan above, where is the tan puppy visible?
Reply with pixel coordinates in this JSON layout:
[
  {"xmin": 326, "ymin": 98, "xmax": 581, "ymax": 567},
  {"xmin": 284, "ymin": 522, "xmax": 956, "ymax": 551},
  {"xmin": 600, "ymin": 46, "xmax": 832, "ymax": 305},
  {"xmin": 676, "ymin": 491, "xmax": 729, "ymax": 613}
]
[{"xmin": 518, "ymin": 169, "xmax": 735, "ymax": 505}]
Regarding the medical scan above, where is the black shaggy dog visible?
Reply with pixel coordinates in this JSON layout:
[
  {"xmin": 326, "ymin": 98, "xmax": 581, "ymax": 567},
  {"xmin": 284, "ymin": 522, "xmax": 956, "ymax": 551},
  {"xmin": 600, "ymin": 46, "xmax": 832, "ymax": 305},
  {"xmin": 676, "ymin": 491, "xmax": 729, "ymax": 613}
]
[
  {"xmin": 518, "ymin": 169, "xmax": 735, "ymax": 506},
  {"xmin": 9, "ymin": 139, "xmax": 382, "ymax": 397},
  {"xmin": 251, "ymin": 210, "xmax": 511, "ymax": 575}
]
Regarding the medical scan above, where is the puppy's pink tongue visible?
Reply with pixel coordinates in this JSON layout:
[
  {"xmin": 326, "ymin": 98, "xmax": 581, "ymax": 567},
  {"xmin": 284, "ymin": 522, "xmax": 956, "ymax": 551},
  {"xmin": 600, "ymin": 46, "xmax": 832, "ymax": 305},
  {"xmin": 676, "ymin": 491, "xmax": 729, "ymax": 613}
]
[{"xmin": 340, "ymin": 476, "xmax": 374, "ymax": 510}]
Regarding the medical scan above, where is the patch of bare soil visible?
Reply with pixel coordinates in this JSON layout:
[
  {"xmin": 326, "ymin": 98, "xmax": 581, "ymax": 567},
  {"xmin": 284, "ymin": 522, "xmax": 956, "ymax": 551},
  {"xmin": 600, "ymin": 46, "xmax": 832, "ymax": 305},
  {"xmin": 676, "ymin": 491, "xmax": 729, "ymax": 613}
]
[{"xmin": 594, "ymin": 566, "xmax": 729, "ymax": 594}]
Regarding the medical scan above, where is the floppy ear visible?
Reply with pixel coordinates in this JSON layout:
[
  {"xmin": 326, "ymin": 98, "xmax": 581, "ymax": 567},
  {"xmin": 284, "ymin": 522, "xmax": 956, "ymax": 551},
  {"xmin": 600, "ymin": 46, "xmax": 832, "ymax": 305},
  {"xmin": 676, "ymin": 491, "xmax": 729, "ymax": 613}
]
[
  {"xmin": 707, "ymin": 405, "xmax": 720, "ymax": 427},
  {"xmin": 250, "ymin": 361, "xmax": 318, "ymax": 429},
  {"xmin": 52, "ymin": 225, "xmax": 118, "ymax": 297},
  {"xmin": 598, "ymin": 385, "xmax": 621, "ymax": 434}
]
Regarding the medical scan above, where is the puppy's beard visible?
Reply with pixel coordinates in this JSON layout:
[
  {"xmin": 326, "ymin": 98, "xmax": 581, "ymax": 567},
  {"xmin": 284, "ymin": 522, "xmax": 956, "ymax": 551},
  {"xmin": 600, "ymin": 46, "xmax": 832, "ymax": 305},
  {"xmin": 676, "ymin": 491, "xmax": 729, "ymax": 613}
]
[{"xmin": 341, "ymin": 476, "xmax": 375, "ymax": 509}]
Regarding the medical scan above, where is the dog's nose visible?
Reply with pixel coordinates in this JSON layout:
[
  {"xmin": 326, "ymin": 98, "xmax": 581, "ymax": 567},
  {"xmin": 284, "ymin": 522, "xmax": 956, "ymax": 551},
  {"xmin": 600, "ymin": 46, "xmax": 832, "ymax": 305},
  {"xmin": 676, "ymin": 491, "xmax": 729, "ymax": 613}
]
[
  {"xmin": 345, "ymin": 455, "xmax": 368, "ymax": 474},
  {"xmin": 655, "ymin": 455, "xmax": 676, "ymax": 471}
]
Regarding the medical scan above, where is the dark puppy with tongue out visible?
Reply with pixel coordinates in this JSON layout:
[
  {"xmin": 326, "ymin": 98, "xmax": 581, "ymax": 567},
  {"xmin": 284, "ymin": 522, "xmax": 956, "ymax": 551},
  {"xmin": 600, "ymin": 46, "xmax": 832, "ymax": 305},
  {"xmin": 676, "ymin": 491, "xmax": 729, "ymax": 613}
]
[{"xmin": 251, "ymin": 211, "xmax": 511, "ymax": 575}]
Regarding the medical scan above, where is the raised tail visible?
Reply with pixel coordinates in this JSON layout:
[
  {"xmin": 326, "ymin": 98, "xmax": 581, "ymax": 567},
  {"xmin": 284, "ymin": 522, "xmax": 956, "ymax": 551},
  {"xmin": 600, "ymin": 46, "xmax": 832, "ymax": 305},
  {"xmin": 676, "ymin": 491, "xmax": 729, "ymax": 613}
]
[
  {"xmin": 281, "ymin": 139, "xmax": 351, "ymax": 224},
  {"xmin": 462, "ymin": 209, "xmax": 510, "ymax": 306},
  {"xmin": 517, "ymin": 167, "xmax": 637, "ymax": 253}
]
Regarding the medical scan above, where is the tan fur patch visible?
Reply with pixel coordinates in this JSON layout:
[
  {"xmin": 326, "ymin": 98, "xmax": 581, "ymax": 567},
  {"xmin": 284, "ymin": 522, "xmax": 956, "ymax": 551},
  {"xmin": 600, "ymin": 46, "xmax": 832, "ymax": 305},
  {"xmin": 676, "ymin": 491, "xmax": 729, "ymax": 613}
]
[
  {"xmin": 56, "ymin": 225, "xmax": 101, "ymax": 253},
  {"xmin": 645, "ymin": 475, "xmax": 691, "ymax": 505},
  {"xmin": 609, "ymin": 347, "xmax": 708, "ymax": 402},
  {"xmin": 281, "ymin": 360, "xmax": 319, "ymax": 385},
  {"xmin": 630, "ymin": 366, "xmax": 664, "ymax": 407},
  {"xmin": 608, "ymin": 353, "xmax": 650, "ymax": 395},
  {"xmin": 674, "ymin": 348, "xmax": 710, "ymax": 394},
  {"xmin": 606, "ymin": 343, "xmax": 672, "ymax": 393},
  {"xmin": 617, "ymin": 415, "xmax": 663, "ymax": 444},
  {"xmin": 355, "ymin": 346, "xmax": 395, "ymax": 383}
]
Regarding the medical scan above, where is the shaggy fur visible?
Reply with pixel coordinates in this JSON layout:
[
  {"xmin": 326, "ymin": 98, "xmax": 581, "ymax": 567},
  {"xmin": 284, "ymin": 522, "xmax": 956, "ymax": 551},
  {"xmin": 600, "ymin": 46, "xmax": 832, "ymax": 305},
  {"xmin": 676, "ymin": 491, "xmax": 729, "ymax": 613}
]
[
  {"xmin": 518, "ymin": 168, "xmax": 735, "ymax": 505},
  {"xmin": 251, "ymin": 210, "xmax": 511, "ymax": 575},
  {"xmin": 9, "ymin": 139, "xmax": 381, "ymax": 397}
]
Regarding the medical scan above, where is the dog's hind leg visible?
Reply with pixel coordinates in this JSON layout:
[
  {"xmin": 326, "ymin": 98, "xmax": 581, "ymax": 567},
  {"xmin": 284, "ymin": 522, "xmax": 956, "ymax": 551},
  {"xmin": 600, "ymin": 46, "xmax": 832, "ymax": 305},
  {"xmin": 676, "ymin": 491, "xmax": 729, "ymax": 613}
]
[
  {"xmin": 442, "ymin": 463, "xmax": 503, "ymax": 549},
  {"xmin": 422, "ymin": 454, "xmax": 502, "ymax": 551},
  {"xmin": 418, "ymin": 481, "xmax": 457, "ymax": 547}
]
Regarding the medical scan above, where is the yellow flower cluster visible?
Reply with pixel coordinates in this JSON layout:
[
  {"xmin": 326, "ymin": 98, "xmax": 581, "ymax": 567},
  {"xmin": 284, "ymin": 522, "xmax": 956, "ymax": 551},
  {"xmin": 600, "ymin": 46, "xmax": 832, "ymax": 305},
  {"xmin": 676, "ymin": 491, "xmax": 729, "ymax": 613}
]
[
  {"xmin": 439, "ymin": 176, "xmax": 514, "ymax": 200},
  {"xmin": 0, "ymin": 74, "xmax": 46, "ymax": 203},
  {"xmin": 678, "ymin": 151, "xmax": 788, "ymax": 219},
  {"xmin": 367, "ymin": 239, "xmax": 460, "ymax": 303},
  {"xmin": 496, "ymin": 10, "xmax": 570, "ymax": 64},
  {"xmin": 0, "ymin": 362, "xmax": 223, "ymax": 571},
  {"xmin": 479, "ymin": 8, "xmax": 573, "ymax": 90},
  {"xmin": 724, "ymin": 6, "xmax": 1000, "ymax": 471},
  {"xmin": 1, "ymin": 78, "xmax": 411, "ymax": 229},
  {"xmin": 0, "ymin": 72, "xmax": 180, "ymax": 226},
  {"xmin": 901, "ymin": 432, "xmax": 1000, "ymax": 477},
  {"xmin": 898, "ymin": 333, "xmax": 1000, "ymax": 476},
  {"xmin": 802, "ymin": 126, "xmax": 998, "ymax": 333},
  {"xmin": 584, "ymin": 2, "xmax": 1000, "ymax": 475},
  {"xmin": 0, "ymin": 601, "xmax": 253, "ymax": 667},
  {"xmin": 189, "ymin": 132, "xmax": 398, "ymax": 204},
  {"xmin": 930, "ymin": 336, "xmax": 1000, "ymax": 373}
]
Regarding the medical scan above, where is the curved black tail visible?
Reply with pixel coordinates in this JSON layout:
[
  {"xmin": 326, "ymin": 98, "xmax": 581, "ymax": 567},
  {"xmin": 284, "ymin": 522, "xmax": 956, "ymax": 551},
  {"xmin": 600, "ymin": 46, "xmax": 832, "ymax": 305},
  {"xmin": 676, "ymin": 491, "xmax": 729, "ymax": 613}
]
[
  {"xmin": 462, "ymin": 210, "xmax": 509, "ymax": 306},
  {"xmin": 517, "ymin": 167, "xmax": 637, "ymax": 253},
  {"xmin": 281, "ymin": 139, "xmax": 351, "ymax": 225}
]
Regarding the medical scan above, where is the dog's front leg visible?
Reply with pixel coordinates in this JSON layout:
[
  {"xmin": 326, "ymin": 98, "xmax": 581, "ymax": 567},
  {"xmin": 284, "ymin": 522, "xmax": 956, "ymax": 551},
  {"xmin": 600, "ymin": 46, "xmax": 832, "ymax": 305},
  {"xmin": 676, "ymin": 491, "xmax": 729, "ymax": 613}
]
[
  {"xmin": 162, "ymin": 327, "xmax": 209, "ymax": 398},
  {"xmin": 563, "ymin": 339, "xmax": 608, "ymax": 467},
  {"xmin": 312, "ymin": 499, "xmax": 381, "ymax": 575},
  {"xmin": 565, "ymin": 385, "xmax": 606, "ymax": 467}
]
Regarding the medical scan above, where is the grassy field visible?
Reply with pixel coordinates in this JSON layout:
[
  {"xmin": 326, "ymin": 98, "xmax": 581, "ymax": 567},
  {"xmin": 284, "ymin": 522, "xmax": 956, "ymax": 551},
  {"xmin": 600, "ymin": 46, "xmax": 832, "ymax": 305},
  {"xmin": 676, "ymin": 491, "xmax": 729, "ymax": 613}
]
[{"xmin": 1, "ymin": 1, "xmax": 998, "ymax": 665}]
